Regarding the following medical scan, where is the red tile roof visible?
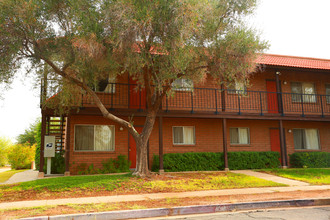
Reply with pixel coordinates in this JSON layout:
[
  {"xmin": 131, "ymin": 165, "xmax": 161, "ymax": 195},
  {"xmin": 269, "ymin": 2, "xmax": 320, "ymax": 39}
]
[{"xmin": 256, "ymin": 54, "xmax": 330, "ymax": 70}]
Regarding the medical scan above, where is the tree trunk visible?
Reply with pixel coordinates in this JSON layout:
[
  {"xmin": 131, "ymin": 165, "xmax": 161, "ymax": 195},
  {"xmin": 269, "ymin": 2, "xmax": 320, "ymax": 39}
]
[{"xmin": 132, "ymin": 110, "xmax": 157, "ymax": 177}]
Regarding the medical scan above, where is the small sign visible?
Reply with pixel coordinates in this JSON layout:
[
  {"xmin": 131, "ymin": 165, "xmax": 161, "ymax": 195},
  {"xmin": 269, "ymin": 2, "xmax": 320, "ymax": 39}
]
[{"xmin": 44, "ymin": 136, "xmax": 55, "ymax": 158}]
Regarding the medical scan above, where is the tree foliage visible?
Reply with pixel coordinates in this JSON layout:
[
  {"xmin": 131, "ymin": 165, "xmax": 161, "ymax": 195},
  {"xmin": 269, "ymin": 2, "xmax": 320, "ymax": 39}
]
[
  {"xmin": 0, "ymin": 137, "xmax": 12, "ymax": 167},
  {"xmin": 0, "ymin": 0, "xmax": 267, "ymax": 176},
  {"xmin": 17, "ymin": 119, "xmax": 40, "ymax": 145}
]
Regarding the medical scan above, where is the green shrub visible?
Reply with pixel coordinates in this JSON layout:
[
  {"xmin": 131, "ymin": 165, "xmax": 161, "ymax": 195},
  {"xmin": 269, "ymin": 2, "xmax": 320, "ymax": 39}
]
[
  {"xmin": 289, "ymin": 152, "xmax": 330, "ymax": 168},
  {"xmin": 0, "ymin": 137, "xmax": 12, "ymax": 167},
  {"xmin": 152, "ymin": 152, "xmax": 224, "ymax": 172},
  {"xmin": 228, "ymin": 151, "xmax": 280, "ymax": 170},
  {"xmin": 7, "ymin": 144, "xmax": 35, "ymax": 169},
  {"xmin": 34, "ymin": 121, "xmax": 42, "ymax": 170},
  {"xmin": 43, "ymin": 152, "xmax": 66, "ymax": 174},
  {"xmin": 76, "ymin": 155, "xmax": 131, "ymax": 175},
  {"xmin": 152, "ymin": 151, "xmax": 280, "ymax": 172}
]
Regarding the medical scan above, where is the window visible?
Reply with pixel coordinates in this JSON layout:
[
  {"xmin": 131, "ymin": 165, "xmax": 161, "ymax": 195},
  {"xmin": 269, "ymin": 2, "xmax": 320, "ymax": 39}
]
[
  {"xmin": 326, "ymin": 84, "xmax": 330, "ymax": 104},
  {"xmin": 291, "ymin": 82, "xmax": 316, "ymax": 103},
  {"xmin": 96, "ymin": 75, "xmax": 116, "ymax": 93},
  {"xmin": 172, "ymin": 79, "xmax": 193, "ymax": 91},
  {"xmin": 293, "ymin": 129, "xmax": 320, "ymax": 150},
  {"xmin": 173, "ymin": 126, "xmax": 195, "ymax": 145},
  {"xmin": 230, "ymin": 128, "xmax": 250, "ymax": 144},
  {"xmin": 75, "ymin": 125, "xmax": 115, "ymax": 151},
  {"xmin": 227, "ymin": 81, "xmax": 247, "ymax": 95}
]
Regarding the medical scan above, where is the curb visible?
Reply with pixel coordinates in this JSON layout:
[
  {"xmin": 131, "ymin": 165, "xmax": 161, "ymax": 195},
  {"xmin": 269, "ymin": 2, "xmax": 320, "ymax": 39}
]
[{"xmin": 21, "ymin": 198, "xmax": 330, "ymax": 220}]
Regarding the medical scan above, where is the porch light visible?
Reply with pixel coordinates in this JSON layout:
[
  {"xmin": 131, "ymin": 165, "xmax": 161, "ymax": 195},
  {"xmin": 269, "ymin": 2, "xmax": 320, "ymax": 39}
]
[
  {"xmin": 119, "ymin": 127, "xmax": 124, "ymax": 131},
  {"xmin": 283, "ymin": 81, "xmax": 287, "ymax": 85},
  {"xmin": 288, "ymin": 129, "xmax": 292, "ymax": 133}
]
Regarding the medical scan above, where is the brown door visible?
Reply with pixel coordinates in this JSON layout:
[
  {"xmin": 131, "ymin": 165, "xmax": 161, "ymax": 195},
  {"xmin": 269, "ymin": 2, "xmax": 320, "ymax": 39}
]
[
  {"xmin": 129, "ymin": 127, "xmax": 143, "ymax": 169},
  {"xmin": 270, "ymin": 128, "xmax": 281, "ymax": 163},
  {"xmin": 129, "ymin": 78, "xmax": 146, "ymax": 109},
  {"xmin": 266, "ymin": 80, "xmax": 279, "ymax": 113}
]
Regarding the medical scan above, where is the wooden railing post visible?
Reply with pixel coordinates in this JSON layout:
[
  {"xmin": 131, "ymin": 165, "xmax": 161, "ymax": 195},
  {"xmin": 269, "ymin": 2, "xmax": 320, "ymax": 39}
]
[
  {"xmin": 221, "ymin": 85, "xmax": 226, "ymax": 112},
  {"xmin": 191, "ymin": 91, "xmax": 194, "ymax": 113},
  {"xmin": 279, "ymin": 120, "xmax": 288, "ymax": 168},
  {"xmin": 215, "ymin": 89, "xmax": 218, "ymax": 114},
  {"xmin": 275, "ymin": 71, "xmax": 284, "ymax": 116},
  {"xmin": 259, "ymin": 92, "xmax": 263, "ymax": 116},
  {"xmin": 320, "ymin": 95, "xmax": 324, "ymax": 117}
]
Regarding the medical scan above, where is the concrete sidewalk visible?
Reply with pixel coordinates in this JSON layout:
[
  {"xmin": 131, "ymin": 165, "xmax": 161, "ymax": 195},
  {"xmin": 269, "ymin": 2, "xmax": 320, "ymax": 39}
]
[
  {"xmin": 1, "ymin": 185, "xmax": 329, "ymax": 210},
  {"xmin": 1, "ymin": 169, "xmax": 39, "ymax": 185},
  {"xmin": 232, "ymin": 170, "xmax": 310, "ymax": 186}
]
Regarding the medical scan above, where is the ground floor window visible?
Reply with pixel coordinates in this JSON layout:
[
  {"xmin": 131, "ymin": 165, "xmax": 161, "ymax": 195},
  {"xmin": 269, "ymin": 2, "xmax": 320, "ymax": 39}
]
[
  {"xmin": 75, "ymin": 125, "xmax": 115, "ymax": 151},
  {"xmin": 230, "ymin": 127, "xmax": 250, "ymax": 144},
  {"xmin": 173, "ymin": 126, "xmax": 195, "ymax": 145},
  {"xmin": 293, "ymin": 128, "xmax": 320, "ymax": 150}
]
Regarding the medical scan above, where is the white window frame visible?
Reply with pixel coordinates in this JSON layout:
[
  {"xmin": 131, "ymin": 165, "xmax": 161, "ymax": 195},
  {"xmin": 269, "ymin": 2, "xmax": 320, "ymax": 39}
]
[
  {"xmin": 229, "ymin": 127, "xmax": 250, "ymax": 145},
  {"xmin": 293, "ymin": 128, "xmax": 320, "ymax": 150},
  {"xmin": 74, "ymin": 124, "xmax": 115, "ymax": 151},
  {"xmin": 171, "ymin": 78, "xmax": 194, "ymax": 92},
  {"xmin": 291, "ymin": 82, "xmax": 316, "ymax": 103},
  {"xmin": 227, "ymin": 81, "xmax": 247, "ymax": 95},
  {"xmin": 172, "ymin": 126, "xmax": 196, "ymax": 145}
]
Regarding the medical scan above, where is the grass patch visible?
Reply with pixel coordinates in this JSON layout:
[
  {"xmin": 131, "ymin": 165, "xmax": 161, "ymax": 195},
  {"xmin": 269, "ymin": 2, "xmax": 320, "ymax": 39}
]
[
  {"xmin": 259, "ymin": 168, "xmax": 330, "ymax": 185},
  {"xmin": 0, "ymin": 173, "xmax": 132, "ymax": 192},
  {"xmin": 142, "ymin": 172, "xmax": 285, "ymax": 191},
  {"xmin": 0, "ymin": 172, "xmax": 285, "ymax": 203},
  {"xmin": 0, "ymin": 169, "xmax": 27, "ymax": 183}
]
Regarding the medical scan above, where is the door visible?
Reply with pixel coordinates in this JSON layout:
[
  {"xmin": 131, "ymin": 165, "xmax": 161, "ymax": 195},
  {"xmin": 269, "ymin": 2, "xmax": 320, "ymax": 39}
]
[
  {"xmin": 129, "ymin": 127, "xmax": 143, "ymax": 169},
  {"xmin": 129, "ymin": 78, "xmax": 146, "ymax": 109},
  {"xmin": 270, "ymin": 128, "xmax": 281, "ymax": 163},
  {"xmin": 266, "ymin": 80, "xmax": 279, "ymax": 113}
]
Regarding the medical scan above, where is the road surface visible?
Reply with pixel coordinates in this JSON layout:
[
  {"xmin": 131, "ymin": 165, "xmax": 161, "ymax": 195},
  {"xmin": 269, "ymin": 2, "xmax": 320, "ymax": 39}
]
[{"xmin": 144, "ymin": 206, "xmax": 330, "ymax": 220}]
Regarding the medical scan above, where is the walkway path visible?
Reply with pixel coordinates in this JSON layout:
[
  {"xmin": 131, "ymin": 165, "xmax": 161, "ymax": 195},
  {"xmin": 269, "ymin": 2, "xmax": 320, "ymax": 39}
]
[
  {"xmin": 0, "ymin": 185, "xmax": 329, "ymax": 210},
  {"xmin": 2, "ymin": 170, "xmax": 38, "ymax": 185},
  {"xmin": 231, "ymin": 170, "xmax": 310, "ymax": 186},
  {"xmin": 0, "ymin": 167, "xmax": 11, "ymax": 173}
]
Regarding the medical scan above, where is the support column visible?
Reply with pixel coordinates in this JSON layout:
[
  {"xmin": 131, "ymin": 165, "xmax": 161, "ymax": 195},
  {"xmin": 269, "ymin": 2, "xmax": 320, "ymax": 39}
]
[
  {"xmin": 275, "ymin": 71, "xmax": 284, "ymax": 115},
  {"xmin": 279, "ymin": 120, "xmax": 288, "ymax": 168},
  {"xmin": 158, "ymin": 116, "xmax": 164, "ymax": 174},
  {"xmin": 64, "ymin": 114, "xmax": 71, "ymax": 176},
  {"xmin": 222, "ymin": 118, "xmax": 229, "ymax": 171},
  {"xmin": 38, "ymin": 112, "xmax": 46, "ymax": 178}
]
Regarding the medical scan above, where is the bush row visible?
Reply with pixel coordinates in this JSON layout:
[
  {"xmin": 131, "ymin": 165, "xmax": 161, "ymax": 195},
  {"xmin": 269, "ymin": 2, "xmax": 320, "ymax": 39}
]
[
  {"xmin": 75, "ymin": 155, "xmax": 131, "ymax": 175},
  {"xmin": 152, "ymin": 151, "xmax": 280, "ymax": 172},
  {"xmin": 289, "ymin": 152, "xmax": 330, "ymax": 168}
]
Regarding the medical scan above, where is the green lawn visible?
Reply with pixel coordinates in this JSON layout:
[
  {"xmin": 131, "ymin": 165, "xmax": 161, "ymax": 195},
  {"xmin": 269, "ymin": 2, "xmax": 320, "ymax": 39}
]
[
  {"xmin": 0, "ymin": 172, "xmax": 286, "ymax": 202},
  {"xmin": 259, "ymin": 168, "xmax": 330, "ymax": 185},
  {"xmin": 0, "ymin": 169, "xmax": 27, "ymax": 183}
]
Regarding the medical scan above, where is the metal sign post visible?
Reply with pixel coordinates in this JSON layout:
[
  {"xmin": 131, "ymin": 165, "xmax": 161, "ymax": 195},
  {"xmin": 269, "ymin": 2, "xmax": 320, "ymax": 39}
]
[{"xmin": 44, "ymin": 136, "xmax": 55, "ymax": 175}]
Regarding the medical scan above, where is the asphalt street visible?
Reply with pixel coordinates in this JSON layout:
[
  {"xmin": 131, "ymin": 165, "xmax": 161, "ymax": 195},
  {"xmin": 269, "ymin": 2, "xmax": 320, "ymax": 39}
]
[{"xmin": 144, "ymin": 206, "xmax": 330, "ymax": 220}]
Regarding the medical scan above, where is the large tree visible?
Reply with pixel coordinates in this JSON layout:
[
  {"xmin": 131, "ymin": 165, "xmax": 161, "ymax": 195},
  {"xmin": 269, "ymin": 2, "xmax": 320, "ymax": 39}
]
[{"xmin": 0, "ymin": 0, "xmax": 267, "ymax": 176}]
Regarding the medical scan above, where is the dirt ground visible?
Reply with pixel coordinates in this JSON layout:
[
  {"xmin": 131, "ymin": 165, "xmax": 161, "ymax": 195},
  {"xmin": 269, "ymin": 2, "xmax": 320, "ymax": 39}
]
[{"xmin": 1, "ymin": 189, "xmax": 329, "ymax": 219}]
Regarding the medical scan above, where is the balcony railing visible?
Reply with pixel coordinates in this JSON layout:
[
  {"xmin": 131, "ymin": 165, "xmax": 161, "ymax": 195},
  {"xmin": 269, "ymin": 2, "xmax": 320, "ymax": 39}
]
[{"xmin": 44, "ymin": 83, "xmax": 330, "ymax": 117}]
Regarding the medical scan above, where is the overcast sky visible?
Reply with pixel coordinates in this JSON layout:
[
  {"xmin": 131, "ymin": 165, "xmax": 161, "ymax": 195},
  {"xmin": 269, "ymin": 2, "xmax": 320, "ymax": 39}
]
[{"xmin": 1, "ymin": 0, "xmax": 330, "ymax": 141}]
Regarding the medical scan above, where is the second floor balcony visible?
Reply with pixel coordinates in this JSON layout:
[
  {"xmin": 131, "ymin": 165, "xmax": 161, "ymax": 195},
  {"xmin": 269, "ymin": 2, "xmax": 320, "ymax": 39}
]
[{"xmin": 70, "ymin": 83, "xmax": 330, "ymax": 118}]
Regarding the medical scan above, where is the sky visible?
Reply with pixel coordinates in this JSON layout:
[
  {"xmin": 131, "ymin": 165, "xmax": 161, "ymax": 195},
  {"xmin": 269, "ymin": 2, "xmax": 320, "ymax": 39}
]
[{"xmin": 1, "ymin": 0, "xmax": 330, "ymax": 141}]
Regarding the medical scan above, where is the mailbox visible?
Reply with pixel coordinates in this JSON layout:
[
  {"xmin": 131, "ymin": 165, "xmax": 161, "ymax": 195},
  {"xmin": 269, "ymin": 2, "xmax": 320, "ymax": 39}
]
[{"xmin": 44, "ymin": 136, "xmax": 55, "ymax": 158}]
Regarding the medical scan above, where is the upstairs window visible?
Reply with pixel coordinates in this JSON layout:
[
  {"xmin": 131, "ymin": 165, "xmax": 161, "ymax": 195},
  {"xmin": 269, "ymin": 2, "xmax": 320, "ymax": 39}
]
[
  {"xmin": 96, "ymin": 76, "xmax": 116, "ymax": 93},
  {"xmin": 172, "ymin": 79, "xmax": 193, "ymax": 91},
  {"xmin": 326, "ymin": 84, "xmax": 330, "ymax": 104},
  {"xmin": 75, "ymin": 125, "xmax": 115, "ymax": 151},
  {"xmin": 291, "ymin": 82, "xmax": 316, "ymax": 103},
  {"xmin": 230, "ymin": 127, "xmax": 250, "ymax": 144},
  {"xmin": 173, "ymin": 126, "xmax": 195, "ymax": 145},
  {"xmin": 293, "ymin": 129, "xmax": 320, "ymax": 150},
  {"xmin": 227, "ymin": 82, "xmax": 247, "ymax": 95}
]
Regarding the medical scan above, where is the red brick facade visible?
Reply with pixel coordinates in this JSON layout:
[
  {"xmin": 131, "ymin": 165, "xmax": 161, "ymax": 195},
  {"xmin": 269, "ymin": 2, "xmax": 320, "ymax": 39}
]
[{"xmin": 41, "ymin": 54, "xmax": 330, "ymax": 175}]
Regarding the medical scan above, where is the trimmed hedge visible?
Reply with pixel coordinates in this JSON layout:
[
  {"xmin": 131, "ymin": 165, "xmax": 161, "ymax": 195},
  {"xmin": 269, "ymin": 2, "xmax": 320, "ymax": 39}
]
[
  {"xmin": 152, "ymin": 151, "xmax": 280, "ymax": 172},
  {"xmin": 289, "ymin": 152, "xmax": 330, "ymax": 168}
]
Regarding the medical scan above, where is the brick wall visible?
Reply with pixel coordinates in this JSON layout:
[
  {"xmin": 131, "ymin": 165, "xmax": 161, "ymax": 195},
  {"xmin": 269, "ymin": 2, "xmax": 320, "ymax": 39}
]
[{"xmin": 68, "ymin": 115, "xmax": 330, "ymax": 174}]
